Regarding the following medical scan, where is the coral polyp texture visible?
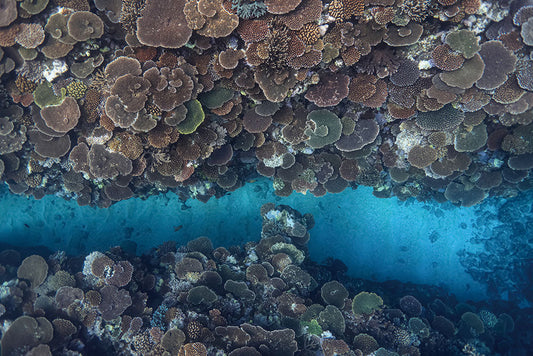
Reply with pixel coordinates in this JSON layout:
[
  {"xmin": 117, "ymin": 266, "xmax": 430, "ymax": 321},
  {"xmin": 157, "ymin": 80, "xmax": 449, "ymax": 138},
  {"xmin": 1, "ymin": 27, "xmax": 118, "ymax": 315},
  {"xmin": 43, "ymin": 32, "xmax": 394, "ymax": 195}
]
[
  {"xmin": 0, "ymin": 203, "xmax": 529, "ymax": 355},
  {"xmin": 0, "ymin": 0, "xmax": 532, "ymax": 207}
]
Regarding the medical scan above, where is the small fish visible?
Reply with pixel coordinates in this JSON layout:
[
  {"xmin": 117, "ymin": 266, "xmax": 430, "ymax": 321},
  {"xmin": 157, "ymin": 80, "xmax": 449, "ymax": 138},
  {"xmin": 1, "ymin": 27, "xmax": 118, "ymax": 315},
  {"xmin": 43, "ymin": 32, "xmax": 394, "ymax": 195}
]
[
  {"xmin": 174, "ymin": 225, "xmax": 183, "ymax": 232},
  {"xmin": 24, "ymin": 223, "xmax": 29, "ymax": 228}
]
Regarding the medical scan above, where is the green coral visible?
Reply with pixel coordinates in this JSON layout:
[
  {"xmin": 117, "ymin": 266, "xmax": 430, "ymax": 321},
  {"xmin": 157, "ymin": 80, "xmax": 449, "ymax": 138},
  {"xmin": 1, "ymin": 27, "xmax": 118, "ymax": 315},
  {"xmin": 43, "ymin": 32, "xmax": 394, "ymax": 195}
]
[
  {"xmin": 318, "ymin": 305, "xmax": 345, "ymax": 336},
  {"xmin": 176, "ymin": 100, "xmax": 205, "ymax": 134},
  {"xmin": 304, "ymin": 110, "xmax": 343, "ymax": 149},
  {"xmin": 20, "ymin": 0, "xmax": 49, "ymax": 15},
  {"xmin": 199, "ymin": 87, "xmax": 233, "ymax": 109},
  {"xmin": 271, "ymin": 242, "xmax": 305, "ymax": 264},
  {"xmin": 302, "ymin": 319, "xmax": 322, "ymax": 336},
  {"xmin": 33, "ymin": 81, "xmax": 66, "ymax": 109},
  {"xmin": 445, "ymin": 30, "xmax": 480, "ymax": 59},
  {"xmin": 352, "ymin": 291, "xmax": 383, "ymax": 315},
  {"xmin": 231, "ymin": 0, "xmax": 267, "ymax": 19}
]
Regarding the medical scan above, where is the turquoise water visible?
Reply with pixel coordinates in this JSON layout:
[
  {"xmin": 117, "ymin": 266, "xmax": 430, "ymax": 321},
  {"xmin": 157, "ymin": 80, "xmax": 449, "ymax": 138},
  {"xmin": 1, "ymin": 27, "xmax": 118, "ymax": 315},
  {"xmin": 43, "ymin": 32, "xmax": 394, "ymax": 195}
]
[{"xmin": 0, "ymin": 179, "xmax": 501, "ymax": 301}]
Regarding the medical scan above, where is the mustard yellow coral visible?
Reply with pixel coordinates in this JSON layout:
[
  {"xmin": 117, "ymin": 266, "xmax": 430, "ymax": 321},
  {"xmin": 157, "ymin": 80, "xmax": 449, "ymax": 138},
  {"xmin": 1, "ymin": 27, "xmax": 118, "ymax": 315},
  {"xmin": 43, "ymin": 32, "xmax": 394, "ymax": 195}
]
[{"xmin": 66, "ymin": 81, "xmax": 88, "ymax": 99}]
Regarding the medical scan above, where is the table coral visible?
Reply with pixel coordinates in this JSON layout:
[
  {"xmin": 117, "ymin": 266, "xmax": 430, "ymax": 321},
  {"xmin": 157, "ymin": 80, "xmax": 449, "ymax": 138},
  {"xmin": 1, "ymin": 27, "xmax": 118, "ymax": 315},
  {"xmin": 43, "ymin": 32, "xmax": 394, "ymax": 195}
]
[{"xmin": 136, "ymin": 0, "xmax": 192, "ymax": 48}]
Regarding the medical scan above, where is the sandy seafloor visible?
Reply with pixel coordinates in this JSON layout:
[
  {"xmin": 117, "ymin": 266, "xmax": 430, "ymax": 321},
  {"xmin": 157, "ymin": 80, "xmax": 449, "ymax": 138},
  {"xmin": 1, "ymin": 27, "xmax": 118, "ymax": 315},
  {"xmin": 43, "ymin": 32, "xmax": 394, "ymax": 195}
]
[{"xmin": 0, "ymin": 179, "xmax": 491, "ymax": 301}]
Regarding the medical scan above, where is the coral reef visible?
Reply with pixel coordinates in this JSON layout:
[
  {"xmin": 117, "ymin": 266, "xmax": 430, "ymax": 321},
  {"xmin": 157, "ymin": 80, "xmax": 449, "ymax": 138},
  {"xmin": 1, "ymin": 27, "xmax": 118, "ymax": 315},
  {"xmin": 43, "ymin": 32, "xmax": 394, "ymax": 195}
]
[
  {"xmin": 0, "ymin": 203, "xmax": 530, "ymax": 355},
  {"xmin": 459, "ymin": 190, "xmax": 533, "ymax": 305},
  {"xmin": 0, "ymin": 0, "xmax": 531, "ymax": 208}
]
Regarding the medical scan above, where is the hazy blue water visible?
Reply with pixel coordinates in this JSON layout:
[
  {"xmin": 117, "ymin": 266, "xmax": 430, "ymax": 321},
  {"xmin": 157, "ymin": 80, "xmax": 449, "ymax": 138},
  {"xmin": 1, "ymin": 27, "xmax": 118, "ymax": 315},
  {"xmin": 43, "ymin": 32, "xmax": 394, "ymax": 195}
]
[{"xmin": 1, "ymin": 180, "xmax": 531, "ymax": 304}]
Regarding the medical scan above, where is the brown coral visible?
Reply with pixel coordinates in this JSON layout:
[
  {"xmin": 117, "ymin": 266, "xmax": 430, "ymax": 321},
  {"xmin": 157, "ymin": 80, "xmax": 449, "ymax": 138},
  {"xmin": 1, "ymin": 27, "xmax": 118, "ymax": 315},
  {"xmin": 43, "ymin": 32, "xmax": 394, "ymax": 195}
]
[
  {"xmin": 265, "ymin": 0, "xmax": 302, "ymax": 15},
  {"xmin": 304, "ymin": 73, "xmax": 349, "ymax": 107},
  {"xmin": 136, "ymin": 0, "xmax": 192, "ymax": 48},
  {"xmin": 40, "ymin": 97, "xmax": 80, "ymax": 133},
  {"xmin": 432, "ymin": 44, "xmax": 465, "ymax": 71},
  {"xmin": 184, "ymin": 0, "xmax": 239, "ymax": 38},
  {"xmin": 329, "ymin": 0, "xmax": 365, "ymax": 20},
  {"xmin": 0, "ymin": 0, "xmax": 17, "ymax": 27},
  {"xmin": 408, "ymin": 145, "xmax": 438, "ymax": 168},
  {"xmin": 67, "ymin": 11, "xmax": 104, "ymax": 41}
]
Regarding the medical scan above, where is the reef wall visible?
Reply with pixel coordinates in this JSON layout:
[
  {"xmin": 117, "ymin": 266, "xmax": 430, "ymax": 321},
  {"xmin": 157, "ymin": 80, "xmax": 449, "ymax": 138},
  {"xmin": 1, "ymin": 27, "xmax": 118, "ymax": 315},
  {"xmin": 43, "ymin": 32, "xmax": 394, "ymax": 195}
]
[{"xmin": 0, "ymin": 0, "xmax": 532, "ymax": 208}]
